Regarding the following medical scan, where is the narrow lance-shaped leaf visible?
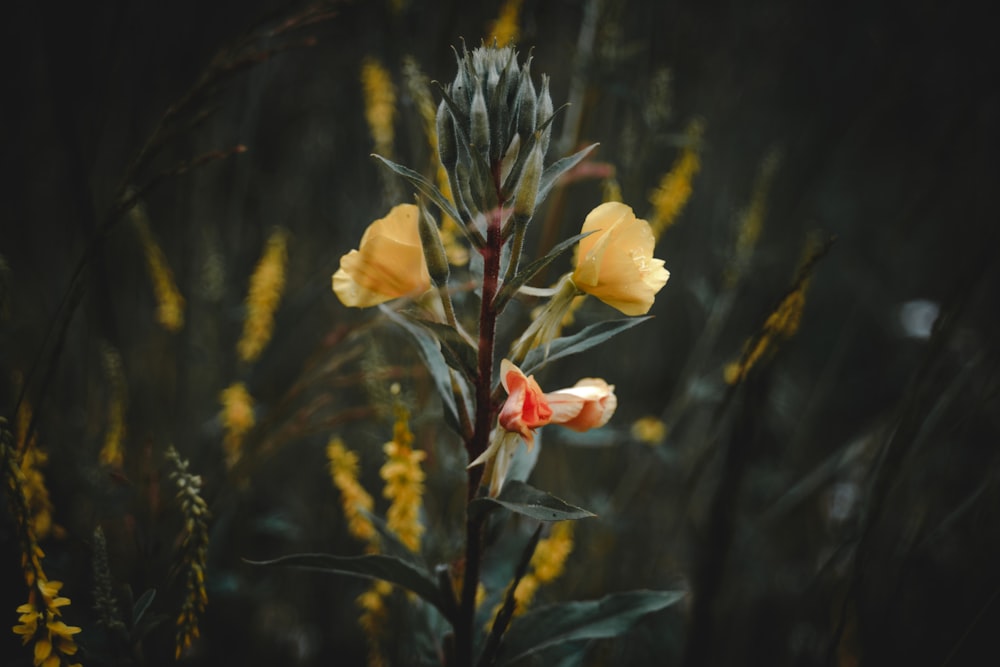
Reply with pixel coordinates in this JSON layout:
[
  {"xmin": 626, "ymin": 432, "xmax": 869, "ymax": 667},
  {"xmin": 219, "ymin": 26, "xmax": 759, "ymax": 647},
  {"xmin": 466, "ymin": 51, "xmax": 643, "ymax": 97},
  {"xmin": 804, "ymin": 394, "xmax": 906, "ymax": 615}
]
[
  {"xmin": 372, "ymin": 155, "xmax": 471, "ymax": 237},
  {"xmin": 522, "ymin": 316, "xmax": 652, "ymax": 376},
  {"xmin": 496, "ymin": 590, "xmax": 686, "ymax": 666},
  {"xmin": 469, "ymin": 480, "xmax": 595, "ymax": 522},
  {"xmin": 245, "ymin": 553, "xmax": 456, "ymax": 624},
  {"xmin": 494, "ymin": 232, "xmax": 591, "ymax": 312},
  {"xmin": 535, "ymin": 143, "xmax": 599, "ymax": 205},
  {"xmin": 380, "ymin": 305, "xmax": 467, "ymax": 434},
  {"xmin": 402, "ymin": 313, "xmax": 478, "ymax": 383}
]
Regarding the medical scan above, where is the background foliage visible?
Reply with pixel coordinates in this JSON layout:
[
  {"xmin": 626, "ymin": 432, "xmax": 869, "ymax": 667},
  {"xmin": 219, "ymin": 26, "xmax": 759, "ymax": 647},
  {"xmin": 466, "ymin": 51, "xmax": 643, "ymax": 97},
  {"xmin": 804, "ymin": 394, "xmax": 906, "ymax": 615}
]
[{"xmin": 2, "ymin": 0, "xmax": 999, "ymax": 665}]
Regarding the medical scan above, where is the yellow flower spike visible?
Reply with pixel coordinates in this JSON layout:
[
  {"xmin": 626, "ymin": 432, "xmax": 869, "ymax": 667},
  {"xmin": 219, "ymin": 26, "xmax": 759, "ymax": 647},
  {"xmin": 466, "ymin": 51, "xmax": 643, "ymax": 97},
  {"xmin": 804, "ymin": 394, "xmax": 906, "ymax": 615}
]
[
  {"xmin": 488, "ymin": 0, "xmax": 524, "ymax": 46},
  {"xmin": 130, "ymin": 203, "xmax": 185, "ymax": 332},
  {"xmin": 99, "ymin": 344, "xmax": 128, "ymax": 469},
  {"xmin": 361, "ymin": 58, "xmax": 397, "ymax": 158},
  {"xmin": 648, "ymin": 118, "xmax": 703, "ymax": 240},
  {"xmin": 571, "ymin": 202, "xmax": 670, "ymax": 316},
  {"xmin": 326, "ymin": 437, "xmax": 378, "ymax": 549},
  {"xmin": 332, "ymin": 204, "xmax": 432, "ymax": 308},
  {"xmin": 380, "ymin": 406, "xmax": 426, "ymax": 552},
  {"xmin": 219, "ymin": 382, "xmax": 255, "ymax": 468},
  {"xmin": 238, "ymin": 227, "xmax": 289, "ymax": 363}
]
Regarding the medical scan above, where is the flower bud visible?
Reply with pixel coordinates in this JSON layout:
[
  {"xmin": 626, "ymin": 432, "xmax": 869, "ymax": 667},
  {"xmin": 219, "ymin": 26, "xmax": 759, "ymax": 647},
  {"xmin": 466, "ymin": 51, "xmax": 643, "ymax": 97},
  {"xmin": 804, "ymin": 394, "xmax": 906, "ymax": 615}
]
[
  {"xmin": 470, "ymin": 84, "xmax": 490, "ymax": 157},
  {"xmin": 436, "ymin": 100, "xmax": 457, "ymax": 169},
  {"xmin": 417, "ymin": 205, "xmax": 451, "ymax": 287},
  {"xmin": 516, "ymin": 59, "xmax": 537, "ymax": 138},
  {"xmin": 536, "ymin": 75, "xmax": 553, "ymax": 156},
  {"xmin": 514, "ymin": 139, "xmax": 544, "ymax": 219}
]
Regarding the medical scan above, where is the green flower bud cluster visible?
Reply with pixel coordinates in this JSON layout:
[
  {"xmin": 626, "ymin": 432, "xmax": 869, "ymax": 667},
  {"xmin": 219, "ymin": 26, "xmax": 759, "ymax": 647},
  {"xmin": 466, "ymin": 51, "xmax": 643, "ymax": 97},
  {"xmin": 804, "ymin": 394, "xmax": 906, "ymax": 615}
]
[{"xmin": 436, "ymin": 44, "xmax": 554, "ymax": 222}]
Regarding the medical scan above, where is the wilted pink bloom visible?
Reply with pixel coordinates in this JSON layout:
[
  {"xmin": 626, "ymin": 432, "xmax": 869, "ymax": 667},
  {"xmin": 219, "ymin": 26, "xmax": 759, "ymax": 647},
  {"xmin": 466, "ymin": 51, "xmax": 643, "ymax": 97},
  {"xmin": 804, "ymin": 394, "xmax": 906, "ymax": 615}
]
[
  {"xmin": 497, "ymin": 359, "xmax": 553, "ymax": 445},
  {"xmin": 545, "ymin": 378, "xmax": 617, "ymax": 431}
]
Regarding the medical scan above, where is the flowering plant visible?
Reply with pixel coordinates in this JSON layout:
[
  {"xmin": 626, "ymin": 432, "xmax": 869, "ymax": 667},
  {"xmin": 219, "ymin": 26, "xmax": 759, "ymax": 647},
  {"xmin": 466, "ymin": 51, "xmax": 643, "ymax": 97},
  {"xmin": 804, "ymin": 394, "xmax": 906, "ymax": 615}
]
[{"xmin": 257, "ymin": 44, "xmax": 680, "ymax": 666}]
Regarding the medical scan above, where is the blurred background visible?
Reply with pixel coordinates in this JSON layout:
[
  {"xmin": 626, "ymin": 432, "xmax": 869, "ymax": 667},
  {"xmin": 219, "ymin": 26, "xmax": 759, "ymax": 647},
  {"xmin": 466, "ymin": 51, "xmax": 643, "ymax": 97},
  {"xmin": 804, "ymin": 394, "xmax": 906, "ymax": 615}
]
[{"xmin": 2, "ymin": 0, "xmax": 999, "ymax": 665}]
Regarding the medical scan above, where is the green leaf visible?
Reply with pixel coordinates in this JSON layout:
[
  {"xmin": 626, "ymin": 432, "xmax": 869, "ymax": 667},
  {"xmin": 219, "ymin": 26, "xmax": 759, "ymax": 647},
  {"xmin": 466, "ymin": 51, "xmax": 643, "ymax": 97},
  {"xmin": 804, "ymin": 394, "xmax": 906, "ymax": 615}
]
[
  {"xmin": 496, "ymin": 590, "xmax": 685, "ymax": 666},
  {"xmin": 536, "ymin": 143, "xmax": 599, "ymax": 205},
  {"xmin": 245, "ymin": 553, "xmax": 456, "ymax": 623},
  {"xmin": 494, "ymin": 232, "xmax": 591, "ymax": 312},
  {"xmin": 380, "ymin": 305, "xmax": 466, "ymax": 433},
  {"xmin": 521, "ymin": 316, "xmax": 652, "ymax": 376},
  {"xmin": 132, "ymin": 588, "xmax": 156, "ymax": 627},
  {"xmin": 469, "ymin": 480, "xmax": 595, "ymax": 522},
  {"xmin": 403, "ymin": 313, "xmax": 478, "ymax": 383},
  {"xmin": 372, "ymin": 155, "xmax": 464, "ymax": 224}
]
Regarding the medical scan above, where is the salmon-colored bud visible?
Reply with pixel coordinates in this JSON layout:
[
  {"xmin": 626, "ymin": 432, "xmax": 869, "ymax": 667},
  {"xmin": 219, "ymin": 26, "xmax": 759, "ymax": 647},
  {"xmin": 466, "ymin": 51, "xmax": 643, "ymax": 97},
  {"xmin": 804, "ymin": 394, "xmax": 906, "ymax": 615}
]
[
  {"xmin": 545, "ymin": 379, "xmax": 617, "ymax": 431},
  {"xmin": 497, "ymin": 359, "xmax": 553, "ymax": 445}
]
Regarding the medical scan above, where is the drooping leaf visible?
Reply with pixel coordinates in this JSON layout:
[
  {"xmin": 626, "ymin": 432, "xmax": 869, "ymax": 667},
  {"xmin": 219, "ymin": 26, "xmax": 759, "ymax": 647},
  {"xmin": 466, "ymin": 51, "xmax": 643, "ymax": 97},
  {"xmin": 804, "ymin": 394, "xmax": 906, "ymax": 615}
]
[
  {"xmin": 535, "ymin": 143, "xmax": 599, "ymax": 205},
  {"xmin": 131, "ymin": 588, "xmax": 156, "ymax": 628},
  {"xmin": 469, "ymin": 480, "xmax": 595, "ymax": 522},
  {"xmin": 521, "ymin": 316, "xmax": 652, "ymax": 376},
  {"xmin": 496, "ymin": 590, "xmax": 686, "ymax": 666},
  {"xmin": 380, "ymin": 305, "xmax": 466, "ymax": 433},
  {"xmin": 494, "ymin": 232, "xmax": 591, "ymax": 312},
  {"xmin": 403, "ymin": 313, "xmax": 479, "ymax": 383},
  {"xmin": 373, "ymin": 155, "xmax": 464, "ymax": 225},
  {"xmin": 245, "ymin": 552, "xmax": 456, "ymax": 623}
]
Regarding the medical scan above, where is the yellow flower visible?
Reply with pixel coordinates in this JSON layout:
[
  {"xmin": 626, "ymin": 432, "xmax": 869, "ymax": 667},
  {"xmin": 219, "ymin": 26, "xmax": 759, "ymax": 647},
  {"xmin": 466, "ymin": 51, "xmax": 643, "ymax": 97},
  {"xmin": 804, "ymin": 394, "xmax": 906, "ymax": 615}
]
[
  {"xmin": 326, "ymin": 438, "xmax": 378, "ymax": 548},
  {"xmin": 332, "ymin": 205, "xmax": 432, "ymax": 308},
  {"xmin": 238, "ymin": 227, "xmax": 289, "ymax": 363},
  {"xmin": 220, "ymin": 382, "xmax": 255, "ymax": 467},
  {"xmin": 571, "ymin": 202, "xmax": 670, "ymax": 316}
]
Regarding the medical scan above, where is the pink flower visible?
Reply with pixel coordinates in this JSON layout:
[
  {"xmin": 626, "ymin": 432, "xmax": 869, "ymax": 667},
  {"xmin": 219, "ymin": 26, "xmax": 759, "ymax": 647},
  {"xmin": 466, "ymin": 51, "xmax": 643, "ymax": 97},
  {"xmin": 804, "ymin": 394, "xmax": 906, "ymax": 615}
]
[
  {"xmin": 471, "ymin": 360, "xmax": 618, "ymax": 495},
  {"xmin": 497, "ymin": 359, "xmax": 553, "ymax": 445},
  {"xmin": 545, "ymin": 378, "xmax": 617, "ymax": 431}
]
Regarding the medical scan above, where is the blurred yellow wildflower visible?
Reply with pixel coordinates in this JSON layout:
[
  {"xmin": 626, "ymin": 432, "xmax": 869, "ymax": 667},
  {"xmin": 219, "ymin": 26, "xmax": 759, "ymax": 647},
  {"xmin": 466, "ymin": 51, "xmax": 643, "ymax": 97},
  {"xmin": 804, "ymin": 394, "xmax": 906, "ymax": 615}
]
[
  {"xmin": 602, "ymin": 176, "xmax": 623, "ymax": 203},
  {"xmin": 380, "ymin": 405, "xmax": 426, "ymax": 552},
  {"xmin": 488, "ymin": 0, "xmax": 524, "ymax": 46},
  {"xmin": 99, "ymin": 345, "xmax": 127, "ymax": 469},
  {"xmin": 220, "ymin": 382, "xmax": 255, "ymax": 468},
  {"xmin": 572, "ymin": 202, "xmax": 670, "ymax": 316},
  {"xmin": 332, "ymin": 204, "xmax": 432, "ymax": 308},
  {"xmin": 357, "ymin": 579, "xmax": 393, "ymax": 667},
  {"xmin": 238, "ymin": 227, "xmax": 289, "ymax": 363},
  {"xmin": 492, "ymin": 521, "xmax": 574, "ymax": 621},
  {"xmin": 326, "ymin": 437, "xmax": 378, "ymax": 549},
  {"xmin": 361, "ymin": 58, "xmax": 397, "ymax": 158},
  {"xmin": 648, "ymin": 118, "xmax": 703, "ymax": 240},
  {"xmin": 631, "ymin": 416, "xmax": 667, "ymax": 445},
  {"xmin": 726, "ymin": 149, "xmax": 781, "ymax": 288},
  {"xmin": 130, "ymin": 203, "xmax": 185, "ymax": 332},
  {"xmin": 14, "ymin": 405, "xmax": 57, "ymax": 541}
]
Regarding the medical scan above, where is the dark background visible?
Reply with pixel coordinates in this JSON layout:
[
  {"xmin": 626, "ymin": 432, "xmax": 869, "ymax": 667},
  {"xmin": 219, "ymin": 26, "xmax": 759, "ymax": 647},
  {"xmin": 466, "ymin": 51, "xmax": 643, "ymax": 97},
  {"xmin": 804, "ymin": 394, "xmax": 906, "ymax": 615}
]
[{"xmin": 2, "ymin": 0, "xmax": 999, "ymax": 665}]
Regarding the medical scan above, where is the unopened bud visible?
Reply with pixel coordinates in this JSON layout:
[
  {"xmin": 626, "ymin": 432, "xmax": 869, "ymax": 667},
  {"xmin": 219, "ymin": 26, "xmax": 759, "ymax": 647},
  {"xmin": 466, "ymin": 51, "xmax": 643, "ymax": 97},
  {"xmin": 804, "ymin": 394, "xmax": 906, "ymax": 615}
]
[
  {"xmin": 471, "ymin": 85, "xmax": 490, "ymax": 157},
  {"xmin": 536, "ymin": 75, "xmax": 553, "ymax": 156},
  {"xmin": 436, "ymin": 101, "xmax": 456, "ymax": 168},
  {"xmin": 418, "ymin": 205, "xmax": 450, "ymax": 286},
  {"xmin": 514, "ymin": 141, "xmax": 544, "ymax": 219},
  {"xmin": 516, "ymin": 60, "xmax": 536, "ymax": 138}
]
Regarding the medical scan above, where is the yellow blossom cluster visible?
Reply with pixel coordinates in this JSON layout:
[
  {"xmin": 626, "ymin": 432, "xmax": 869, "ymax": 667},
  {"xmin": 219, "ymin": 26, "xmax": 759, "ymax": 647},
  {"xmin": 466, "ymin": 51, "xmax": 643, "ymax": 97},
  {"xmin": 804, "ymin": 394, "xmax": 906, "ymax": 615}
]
[
  {"xmin": 13, "ymin": 579, "xmax": 82, "ymax": 667},
  {"xmin": 130, "ymin": 203, "xmax": 185, "ymax": 332},
  {"xmin": 326, "ymin": 437, "xmax": 378, "ymax": 549},
  {"xmin": 380, "ymin": 405, "xmax": 426, "ymax": 553},
  {"xmin": 15, "ymin": 406, "xmax": 56, "ymax": 540},
  {"xmin": 99, "ymin": 345, "xmax": 127, "ymax": 469},
  {"xmin": 648, "ymin": 119, "xmax": 703, "ymax": 240},
  {"xmin": 496, "ymin": 522, "xmax": 575, "ymax": 620},
  {"xmin": 488, "ymin": 0, "xmax": 524, "ymax": 46},
  {"xmin": 237, "ymin": 228, "xmax": 289, "ymax": 363},
  {"xmin": 219, "ymin": 382, "xmax": 255, "ymax": 468},
  {"xmin": 631, "ymin": 416, "xmax": 668, "ymax": 445},
  {"xmin": 4, "ymin": 419, "xmax": 81, "ymax": 667},
  {"xmin": 361, "ymin": 58, "xmax": 397, "ymax": 158},
  {"xmin": 724, "ymin": 275, "xmax": 811, "ymax": 386},
  {"xmin": 166, "ymin": 446, "xmax": 210, "ymax": 660},
  {"xmin": 357, "ymin": 579, "xmax": 393, "ymax": 667}
]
